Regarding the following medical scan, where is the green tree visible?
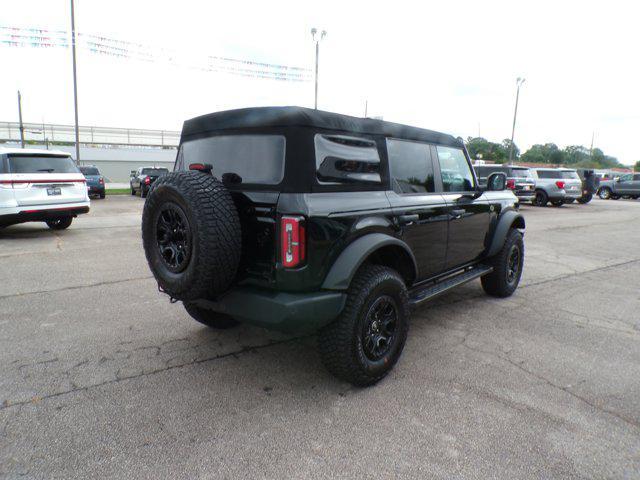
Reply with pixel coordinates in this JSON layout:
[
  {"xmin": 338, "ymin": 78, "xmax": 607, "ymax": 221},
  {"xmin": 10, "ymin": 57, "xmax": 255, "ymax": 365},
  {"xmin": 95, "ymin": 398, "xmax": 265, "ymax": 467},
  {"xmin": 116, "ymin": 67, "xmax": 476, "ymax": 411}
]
[
  {"xmin": 465, "ymin": 137, "xmax": 508, "ymax": 163},
  {"xmin": 634, "ymin": 160, "xmax": 640, "ymax": 172},
  {"xmin": 520, "ymin": 143, "xmax": 563, "ymax": 164}
]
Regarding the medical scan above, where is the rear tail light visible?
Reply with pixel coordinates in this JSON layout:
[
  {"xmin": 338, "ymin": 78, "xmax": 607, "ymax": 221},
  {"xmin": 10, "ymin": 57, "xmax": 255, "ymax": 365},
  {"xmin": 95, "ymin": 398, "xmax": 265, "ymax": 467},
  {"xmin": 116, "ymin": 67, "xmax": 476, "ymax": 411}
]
[
  {"xmin": 99, "ymin": 177, "xmax": 105, "ymax": 185},
  {"xmin": 144, "ymin": 176, "xmax": 151, "ymax": 185},
  {"xmin": 506, "ymin": 179, "xmax": 516, "ymax": 190},
  {"xmin": 281, "ymin": 216, "xmax": 306, "ymax": 268},
  {"xmin": 555, "ymin": 180, "xmax": 565, "ymax": 189}
]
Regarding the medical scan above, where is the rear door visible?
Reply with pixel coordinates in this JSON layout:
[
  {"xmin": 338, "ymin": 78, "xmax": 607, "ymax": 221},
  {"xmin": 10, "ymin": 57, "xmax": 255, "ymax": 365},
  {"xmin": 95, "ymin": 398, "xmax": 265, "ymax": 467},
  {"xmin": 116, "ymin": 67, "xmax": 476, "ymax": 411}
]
[
  {"xmin": 6, "ymin": 154, "xmax": 87, "ymax": 206},
  {"xmin": 435, "ymin": 145, "xmax": 491, "ymax": 270},
  {"xmin": 616, "ymin": 174, "xmax": 635, "ymax": 195},
  {"xmin": 385, "ymin": 138, "xmax": 448, "ymax": 280}
]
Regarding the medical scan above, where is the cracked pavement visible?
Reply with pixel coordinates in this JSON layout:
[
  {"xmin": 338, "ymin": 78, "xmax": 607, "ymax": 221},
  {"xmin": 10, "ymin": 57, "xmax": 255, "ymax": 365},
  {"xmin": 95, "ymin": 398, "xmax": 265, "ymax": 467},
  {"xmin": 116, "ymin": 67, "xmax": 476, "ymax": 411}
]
[{"xmin": 1, "ymin": 196, "xmax": 639, "ymax": 479}]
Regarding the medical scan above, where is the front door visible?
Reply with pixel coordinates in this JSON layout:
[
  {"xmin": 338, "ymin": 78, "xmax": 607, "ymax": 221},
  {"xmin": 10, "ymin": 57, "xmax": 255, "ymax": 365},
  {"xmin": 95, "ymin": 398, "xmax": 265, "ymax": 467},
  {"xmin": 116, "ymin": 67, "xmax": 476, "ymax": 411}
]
[
  {"xmin": 386, "ymin": 139, "xmax": 448, "ymax": 280},
  {"xmin": 434, "ymin": 145, "xmax": 491, "ymax": 269}
]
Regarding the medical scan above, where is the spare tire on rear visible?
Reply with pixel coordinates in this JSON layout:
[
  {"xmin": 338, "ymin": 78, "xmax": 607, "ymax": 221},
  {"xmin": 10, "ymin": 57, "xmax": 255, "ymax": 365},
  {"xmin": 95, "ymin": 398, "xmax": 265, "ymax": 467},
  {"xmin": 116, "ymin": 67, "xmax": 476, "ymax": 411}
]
[{"xmin": 142, "ymin": 171, "xmax": 241, "ymax": 301}]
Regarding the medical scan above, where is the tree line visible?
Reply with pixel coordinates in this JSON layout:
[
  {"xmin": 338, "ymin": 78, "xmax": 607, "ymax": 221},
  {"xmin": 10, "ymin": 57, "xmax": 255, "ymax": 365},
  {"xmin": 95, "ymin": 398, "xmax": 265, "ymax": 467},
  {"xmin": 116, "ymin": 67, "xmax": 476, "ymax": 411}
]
[{"xmin": 465, "ymin": 137, "xmax": 628, "ymax": 170}]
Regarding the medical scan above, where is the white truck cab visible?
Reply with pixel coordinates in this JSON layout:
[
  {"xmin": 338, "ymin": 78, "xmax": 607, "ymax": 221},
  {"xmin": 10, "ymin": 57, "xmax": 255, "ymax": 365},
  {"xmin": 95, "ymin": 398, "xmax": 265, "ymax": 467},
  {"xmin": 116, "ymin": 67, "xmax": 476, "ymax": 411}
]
[{"xmin": 0, "ymin": 147, "xmax": 90, "ymax": 230}]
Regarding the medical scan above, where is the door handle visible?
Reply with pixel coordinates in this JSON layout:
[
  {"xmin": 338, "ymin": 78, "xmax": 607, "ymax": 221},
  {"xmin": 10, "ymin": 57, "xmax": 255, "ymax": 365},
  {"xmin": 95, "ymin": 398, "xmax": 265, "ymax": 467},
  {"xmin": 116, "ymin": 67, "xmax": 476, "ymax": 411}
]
[
  {"xmin": 398, "ymin": 214, "xmax": 419, "ymax": 225},
  {"xmin": 450, "ymin": 209, "xmax": 466, "ymax": 219}
]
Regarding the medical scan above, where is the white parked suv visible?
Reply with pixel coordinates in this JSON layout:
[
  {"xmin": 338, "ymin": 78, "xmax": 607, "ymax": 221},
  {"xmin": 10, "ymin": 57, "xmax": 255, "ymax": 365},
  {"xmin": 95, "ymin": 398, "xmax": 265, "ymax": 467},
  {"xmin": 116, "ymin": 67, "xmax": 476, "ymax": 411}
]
[{"xmin": 0, "ymin": 148, "xmax": 90, "ymax": 230}]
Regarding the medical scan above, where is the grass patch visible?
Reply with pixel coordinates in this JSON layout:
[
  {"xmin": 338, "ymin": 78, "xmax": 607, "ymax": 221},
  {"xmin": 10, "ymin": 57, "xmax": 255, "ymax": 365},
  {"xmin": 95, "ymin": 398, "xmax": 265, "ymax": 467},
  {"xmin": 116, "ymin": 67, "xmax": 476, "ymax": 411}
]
[{"xmin": 105, "ymin": 188, "xmax": 131, "ymax": 195}]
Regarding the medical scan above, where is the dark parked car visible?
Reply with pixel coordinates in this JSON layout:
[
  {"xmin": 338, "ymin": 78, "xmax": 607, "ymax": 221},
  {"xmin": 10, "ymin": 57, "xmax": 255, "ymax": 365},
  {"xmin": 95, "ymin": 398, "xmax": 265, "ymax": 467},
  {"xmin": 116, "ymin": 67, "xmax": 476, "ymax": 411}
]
[
  {"xmin": 78, "ymin": 165, "xmax": 105, "ymax": 199},
  {"xmin": 141, "ymin": 107, "xmax": 525, "ymax": 386},
  {"xmin": 130, "ymin": 167, "xmax": 169, "ymax": 197},
  {"xmin": 473, "ymin": 164, "xmax": 535, "ymax": 203}
]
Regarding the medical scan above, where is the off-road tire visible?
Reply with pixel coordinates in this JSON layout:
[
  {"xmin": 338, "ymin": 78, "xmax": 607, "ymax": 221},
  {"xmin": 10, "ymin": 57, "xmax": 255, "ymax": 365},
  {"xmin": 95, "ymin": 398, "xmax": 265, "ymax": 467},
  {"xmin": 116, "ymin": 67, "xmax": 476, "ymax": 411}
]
[
  {"xmin": 577, "ymin": 194, "xmax": 592, "ymax": 204},
  {"xmin": 598, "ymin": 187, "xmax": 611, "ymax": 200},
  {"xmin": 481, "ymin": 228, "xmax": 524, "ymax": 298},
  {"xmin": 183, "ymin": 302, "xmax": 240, "ymax": 329},
  {"xmin": 534, "ymin": 190, "xmax": 548, "ymax": 207},
  {"xmin": 46, "ymin": 217, "xmax": 73, "ymax": 230},
  {"xmin": 318, "ymin": 265, "xmax": 409, "ymax": 387},
  {"xmin": 142, "ymin": 171, "xmax": 241, "ymax": 301}
]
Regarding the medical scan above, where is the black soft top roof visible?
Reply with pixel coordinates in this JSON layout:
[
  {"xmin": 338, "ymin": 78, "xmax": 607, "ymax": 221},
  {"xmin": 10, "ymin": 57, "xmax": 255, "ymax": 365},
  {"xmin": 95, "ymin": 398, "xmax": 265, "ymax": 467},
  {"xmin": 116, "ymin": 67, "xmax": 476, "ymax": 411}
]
[{"xmin": 181, "ymin": 106, "xmax": 462, "ymax": 147}]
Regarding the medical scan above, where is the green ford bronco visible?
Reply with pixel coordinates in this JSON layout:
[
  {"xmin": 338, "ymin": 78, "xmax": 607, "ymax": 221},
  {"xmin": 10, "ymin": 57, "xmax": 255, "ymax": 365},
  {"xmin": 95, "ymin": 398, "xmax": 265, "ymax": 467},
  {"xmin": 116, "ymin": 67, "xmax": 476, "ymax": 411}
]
[{"xmin": 142, "ymin": 107, "xmax": 525, "ymax": 386}]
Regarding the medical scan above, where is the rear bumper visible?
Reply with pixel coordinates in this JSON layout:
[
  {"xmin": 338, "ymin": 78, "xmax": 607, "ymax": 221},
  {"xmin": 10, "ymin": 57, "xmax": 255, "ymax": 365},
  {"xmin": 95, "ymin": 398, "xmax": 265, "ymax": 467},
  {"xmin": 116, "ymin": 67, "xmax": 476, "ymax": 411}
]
[
  {"xmin": 514, "ymin": 191, "xmax": 535, "ymax": 201},
  {"xmin": 0, "ymin": 203, "xmax": 90, "ymax": 226},
  {"xmin": 193, "ymin": 286, "xmax": 347, "ymax": 334},
  {"xmin": 88, "ymin": 185, "xmax": 105, "ymax": 194}
]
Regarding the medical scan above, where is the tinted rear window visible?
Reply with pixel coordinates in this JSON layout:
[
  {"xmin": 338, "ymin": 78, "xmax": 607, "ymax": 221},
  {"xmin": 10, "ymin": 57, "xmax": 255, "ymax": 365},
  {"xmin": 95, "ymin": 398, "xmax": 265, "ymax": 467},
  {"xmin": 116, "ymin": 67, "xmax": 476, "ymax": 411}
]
[
  {"xmin": 141, "ymin": 168, "xmax": 169, "ymax": 176},
  {"xmin": 177, "ymin": 135, "xmax": 285, "ymax": 185},
  {"xmin": 474, "ymin": 166, "xmax": 507, "ymax": 177},
  {"xmin": 7, "ymin": 155, "xmax": 79, "ymax": 174},
  {"xmin": 510, "ymin": 168, "xmax": 532, "ymax": 178},
  {"xmin": 79, "ymin": 166, "xmax": 100, "ymax": 175}
]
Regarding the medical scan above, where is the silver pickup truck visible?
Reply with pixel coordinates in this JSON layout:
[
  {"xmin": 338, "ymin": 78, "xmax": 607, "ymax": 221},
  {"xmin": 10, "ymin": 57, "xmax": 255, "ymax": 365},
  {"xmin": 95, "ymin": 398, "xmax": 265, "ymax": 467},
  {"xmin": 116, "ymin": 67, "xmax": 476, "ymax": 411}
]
[
  {"xmin": 598, "ymin": 173, "xmax": 640, "ymax": 200},
  {"xmin": 530, "ymin": 168, "xmax": 582, "ymax": 206}
]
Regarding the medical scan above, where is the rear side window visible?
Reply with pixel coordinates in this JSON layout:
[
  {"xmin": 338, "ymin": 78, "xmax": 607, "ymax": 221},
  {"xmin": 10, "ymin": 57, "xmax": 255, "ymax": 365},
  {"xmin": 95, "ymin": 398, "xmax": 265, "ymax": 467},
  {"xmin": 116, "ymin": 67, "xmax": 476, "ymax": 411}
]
[
  {"xmin": 387, "ymin": 139, "xmax": 435, "ymax": 193},
  {"xmin": 7, "ymin": 155, "xmax": 79, "ymax": 174},
  {"xmin": 179, "ymin": 135, "xmax": 286, "ymax": 185},
  {"xmin": 315, "ymin": 134, "xmax": 381, "ymax": 185},
  {"xmin": 536, "ymin": 170, "xmax": 561, "ymax": 179},
  {"xmin": 436, "ymin": 146, "xmax": 475, "ymax": 192},
  {"xmin": 560, "ymin": 170, "xmax": 580, "ymax": 180},
  {"xmin": 475, "ymin": 166, "xmax": 505, "ymax": 177}
]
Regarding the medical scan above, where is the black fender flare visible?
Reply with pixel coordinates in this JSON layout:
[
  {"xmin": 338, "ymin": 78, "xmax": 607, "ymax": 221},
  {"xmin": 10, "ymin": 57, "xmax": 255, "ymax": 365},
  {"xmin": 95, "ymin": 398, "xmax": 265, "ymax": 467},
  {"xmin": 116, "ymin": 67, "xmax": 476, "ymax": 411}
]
[
  {"xmin": 486, "ymin": 209, "xmax": 525, "ymax": 257},
  {"xmin": 322, "ymin": 233, "xmax": 418, "ymax": 291}
]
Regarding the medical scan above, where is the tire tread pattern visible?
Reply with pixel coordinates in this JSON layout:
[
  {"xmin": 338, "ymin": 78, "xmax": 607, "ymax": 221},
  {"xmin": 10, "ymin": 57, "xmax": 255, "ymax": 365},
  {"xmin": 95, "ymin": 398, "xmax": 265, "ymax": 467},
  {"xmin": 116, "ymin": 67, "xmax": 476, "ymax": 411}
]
[{"xmin": 481, "ymin": 228, "xmax": 524, "ymax": 298}]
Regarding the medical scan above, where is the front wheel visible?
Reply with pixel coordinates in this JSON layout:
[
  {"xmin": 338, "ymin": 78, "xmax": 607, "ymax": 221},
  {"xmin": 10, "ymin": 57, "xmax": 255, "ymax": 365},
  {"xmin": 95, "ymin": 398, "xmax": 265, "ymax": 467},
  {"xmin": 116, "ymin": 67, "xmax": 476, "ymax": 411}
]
[
  {"xmin": 183, "ymin": 302, "xmax": 239, "ymax": 329},
  {"xmin": 598, "ymin": 188, "xmax": 611, "ymax": 200},
  {"xmin": 46, "ymin": 217, "xmax": 73, "ymax": 230},
  {"xmin": 481, "ymin": 229, "xmax": 524, "ymax": 298},
  {"xmin": 318, "ymin": 265, "xmax": 409, "ymax": 387}
]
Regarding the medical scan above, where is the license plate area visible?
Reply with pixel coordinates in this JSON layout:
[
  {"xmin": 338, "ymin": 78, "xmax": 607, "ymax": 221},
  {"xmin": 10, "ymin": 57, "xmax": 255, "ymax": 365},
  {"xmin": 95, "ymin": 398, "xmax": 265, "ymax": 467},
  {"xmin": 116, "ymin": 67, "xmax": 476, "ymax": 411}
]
[{"xmin": 47, "ymin": 187, "xmax": 62, "ymax": 196}]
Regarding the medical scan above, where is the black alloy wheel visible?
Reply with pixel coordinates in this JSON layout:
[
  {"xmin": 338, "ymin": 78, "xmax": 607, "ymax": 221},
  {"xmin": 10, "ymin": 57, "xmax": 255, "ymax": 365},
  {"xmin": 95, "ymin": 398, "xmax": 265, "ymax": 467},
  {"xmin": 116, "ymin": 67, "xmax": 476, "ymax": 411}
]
[
  {"xmin": 361, "ymin": 295, "xmax": 398, "ymax": 362},
  {"xmin": 506, "ymin": 244, "xmax": 521, "ymax": 286},
  {"xmin": 155, "ymin": 203, "xmax": 192, "ymax": 273}
]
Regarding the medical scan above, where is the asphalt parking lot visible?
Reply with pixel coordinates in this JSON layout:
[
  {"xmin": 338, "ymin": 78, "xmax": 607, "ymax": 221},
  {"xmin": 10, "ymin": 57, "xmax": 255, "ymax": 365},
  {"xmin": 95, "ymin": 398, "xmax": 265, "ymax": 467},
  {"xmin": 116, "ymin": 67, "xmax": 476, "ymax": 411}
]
[{"xmin": 1, "ymin": 196, "xmax": 639, "ymax": 479}]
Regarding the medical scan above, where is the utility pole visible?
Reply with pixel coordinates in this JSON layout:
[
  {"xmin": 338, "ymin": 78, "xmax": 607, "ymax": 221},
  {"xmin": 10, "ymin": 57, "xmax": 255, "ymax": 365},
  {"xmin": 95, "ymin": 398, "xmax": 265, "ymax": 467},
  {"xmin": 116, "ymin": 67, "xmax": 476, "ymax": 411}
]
[
  {"xmin": 17, "ymin": 90, "xmax": 25, "ymax": 148},
  {"xmin": 508, "ymin": 77, "xmax": 526, "ymax": 164},
  {"xmin": 311, "ymin": 28, "xmax": 326, "ymax": 110},
  {"xmin": 589, "ymin": 131, "xmax": 595, "ymax": 160},
  {"xmin": 364, "ymin": 99, "xmax": 368, "ymax": 117},
  {"xmin": 70, "ymin": 0, "xmax": 81, "ymax": 164}
]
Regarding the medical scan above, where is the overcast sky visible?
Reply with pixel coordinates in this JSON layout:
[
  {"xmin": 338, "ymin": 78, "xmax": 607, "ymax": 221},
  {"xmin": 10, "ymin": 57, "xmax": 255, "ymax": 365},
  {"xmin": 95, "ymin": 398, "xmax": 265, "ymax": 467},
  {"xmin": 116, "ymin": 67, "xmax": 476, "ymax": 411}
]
[{"xmin": 2, "ymin": 0, "xmax": 638, "ymax": 164}]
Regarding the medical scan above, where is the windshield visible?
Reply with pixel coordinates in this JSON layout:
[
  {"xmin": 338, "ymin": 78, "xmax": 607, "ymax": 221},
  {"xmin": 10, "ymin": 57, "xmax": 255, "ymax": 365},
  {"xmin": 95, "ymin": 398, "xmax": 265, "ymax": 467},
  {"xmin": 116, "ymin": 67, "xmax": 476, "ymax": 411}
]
[
  {"xmin": 510, "ymin": 168, "xmax": 532, "ymax": 178},
  {"xmin": 177, "ymin": 135, "xmax": 286, "ymax": 185},
  {"xmin": 7, "ymin": 155, "xmax": 79, "ymax": 174},
  {"xmin": 79, "ymin": 166, "xmax": 100, "ymax": 176},
  {"xmin": 141, "ymin": 168, "xmax": 169, "ymax": 176},
  {"xmin": 560, "ymin": 170, "xmax": 580, "ymax": 180}
]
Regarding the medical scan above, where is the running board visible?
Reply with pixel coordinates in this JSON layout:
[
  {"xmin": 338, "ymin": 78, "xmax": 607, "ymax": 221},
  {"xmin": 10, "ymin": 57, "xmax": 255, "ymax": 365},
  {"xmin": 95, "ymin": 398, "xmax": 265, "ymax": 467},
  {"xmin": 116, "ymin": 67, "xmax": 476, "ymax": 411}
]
[{"xmin": 409, "ymin": 264, "xmax": 493, "ymax": 306}]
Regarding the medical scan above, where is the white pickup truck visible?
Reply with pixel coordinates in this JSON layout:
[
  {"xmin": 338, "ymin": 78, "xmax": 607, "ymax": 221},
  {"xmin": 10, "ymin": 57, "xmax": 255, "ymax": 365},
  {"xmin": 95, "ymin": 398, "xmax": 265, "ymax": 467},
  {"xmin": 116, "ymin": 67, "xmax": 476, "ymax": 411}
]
[{"xmin": 0, "ymin": 147, "xmax": 90, "ymax": 230}]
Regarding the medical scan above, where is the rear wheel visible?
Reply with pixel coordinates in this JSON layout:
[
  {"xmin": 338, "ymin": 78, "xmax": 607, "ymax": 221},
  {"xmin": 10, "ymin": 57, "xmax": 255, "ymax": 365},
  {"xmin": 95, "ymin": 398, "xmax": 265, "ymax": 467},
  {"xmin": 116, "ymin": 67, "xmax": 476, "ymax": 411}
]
[
  {"xmin": 100, "ymin": 192, "xmax": 106, "ymax": 199},
  {"xmin": 534, "ymin": 190, "xmax": 548, "ymax": 207},
  {"xmin": 183, "ymin": 302, "xmax": 239, "ymax": 329},
  {"xmin": 141, "ymin": 186, "xmax": 148, "ymax": 198},
  {"xmin": 481, "ymin": 229, "xmax": 524, "ymax": 298},
  {"xmin": 46, "ymin": 217, "xmax": 73, "ymax": 230},
  {"xmin": 318, "ymin": 265, "xmax": 409, "ymax": 387}
]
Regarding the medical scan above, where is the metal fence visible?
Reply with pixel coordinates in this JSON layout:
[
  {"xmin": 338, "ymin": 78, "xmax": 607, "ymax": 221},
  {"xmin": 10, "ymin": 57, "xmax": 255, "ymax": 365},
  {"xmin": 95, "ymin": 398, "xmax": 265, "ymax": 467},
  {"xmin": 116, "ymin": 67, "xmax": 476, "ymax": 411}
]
[{"xmin": 0, "ymin": 121, "xmax": 180, "ymax": 148}]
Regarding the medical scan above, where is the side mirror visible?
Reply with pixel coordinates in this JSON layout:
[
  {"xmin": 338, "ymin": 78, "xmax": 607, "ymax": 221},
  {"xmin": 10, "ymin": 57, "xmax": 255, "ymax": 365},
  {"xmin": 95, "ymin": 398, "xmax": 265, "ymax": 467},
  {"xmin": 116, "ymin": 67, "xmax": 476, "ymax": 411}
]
[{"xmin": 487, "ymin": 172, "xmax": 507, "ymax": 191}]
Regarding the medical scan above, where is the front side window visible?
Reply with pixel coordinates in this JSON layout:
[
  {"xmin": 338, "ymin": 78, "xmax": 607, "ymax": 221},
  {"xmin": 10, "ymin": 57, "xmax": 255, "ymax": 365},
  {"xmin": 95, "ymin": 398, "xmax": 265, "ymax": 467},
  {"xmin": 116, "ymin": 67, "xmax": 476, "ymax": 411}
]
[
  {"xmin": 387, "ymin": 139, "xmax": 435, "ymax": 193},
  {"xmin": 180, "ymin": 134, "xmax": 286, "ymax": 185},
  {"xmin": 436, "ymin": 146, "xmax": 474, "ymax": 192},
  {"xmin": 7, "ymin": 155, "xmax": 79, "ymax": 174},
  {"xmin": 619, "ymin": 173, "xmax": 633, "ymax": 181},
  {"xmin": 315, "ymin": 134, "xmax": 381, "ymax": 185}
]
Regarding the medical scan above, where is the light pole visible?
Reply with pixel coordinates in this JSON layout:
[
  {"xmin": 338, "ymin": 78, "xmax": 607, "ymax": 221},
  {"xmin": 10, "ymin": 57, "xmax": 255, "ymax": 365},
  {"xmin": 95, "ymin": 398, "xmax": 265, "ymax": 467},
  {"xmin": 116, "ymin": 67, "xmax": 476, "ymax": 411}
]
[
  {"xmin": 70, "ymin": 0, "xmax": 81, "ymax": 164},
  {"xmin": 311, "ymin": 28, "xmax": 326, "ymax": 110},
  {"xmin": 508, "ymin": 77, "xmax": 525, "ymax": 164},
  {"xmin": 17, "ymin": 90, "xmax": 25, "ymax": 148}
]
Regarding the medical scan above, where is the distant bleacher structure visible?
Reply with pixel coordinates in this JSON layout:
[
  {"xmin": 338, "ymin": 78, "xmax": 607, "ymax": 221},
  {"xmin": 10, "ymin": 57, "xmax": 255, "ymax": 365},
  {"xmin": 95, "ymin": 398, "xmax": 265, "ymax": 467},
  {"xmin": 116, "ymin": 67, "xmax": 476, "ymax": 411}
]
[{"xmin": 0, "ymin": 121, "xmax": 180, "ymax": 148}]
